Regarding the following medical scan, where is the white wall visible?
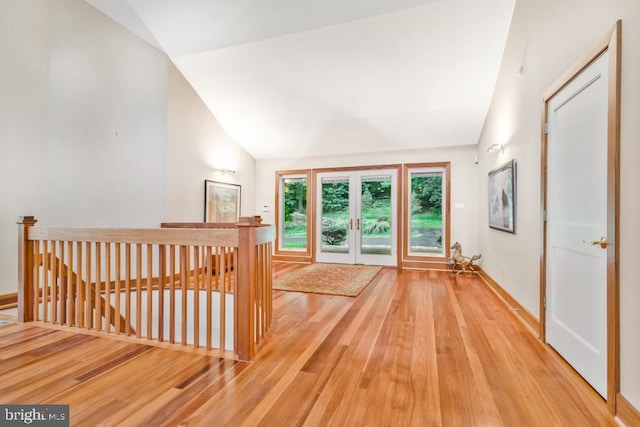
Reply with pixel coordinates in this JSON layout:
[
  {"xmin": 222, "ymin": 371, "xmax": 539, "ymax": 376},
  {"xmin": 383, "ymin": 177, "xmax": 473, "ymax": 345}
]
[
  {"xmin": 256, "ymin": 145, "xmax": 480, "ymax": 255},
  {"xmin": 0, "ymin": 0, "xmax": 167, "ymax": 296},
  {"xmin": 47, "ymin": 1, "xmax": 168, "ymax": 227},
  {"xmin": 478, "ymin": 0, "xmax": 640, "ymax": 410},
  {"xmin": 0, "ymin": 0, "xmax": 256, "ymax": 296},
  {"xmin": 166, "ymin": 63, "xmax": 256, "ymax": 222},
  {"xmin": 0, "ymin": 2, "xmax": 50, "ymax": 296}
]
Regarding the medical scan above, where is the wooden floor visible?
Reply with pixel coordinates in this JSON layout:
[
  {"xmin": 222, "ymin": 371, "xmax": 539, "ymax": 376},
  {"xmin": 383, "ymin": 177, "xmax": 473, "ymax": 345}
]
[{"xmin": 0, "ymin": 264, "xmax": 617, "ymax": 426}]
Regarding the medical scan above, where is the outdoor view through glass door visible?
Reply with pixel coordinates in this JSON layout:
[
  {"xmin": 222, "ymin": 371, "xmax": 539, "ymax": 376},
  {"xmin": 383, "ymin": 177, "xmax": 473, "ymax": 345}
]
[{"xmin": 315, "ymin": 169, "xmax": 397, "ymax": 266}]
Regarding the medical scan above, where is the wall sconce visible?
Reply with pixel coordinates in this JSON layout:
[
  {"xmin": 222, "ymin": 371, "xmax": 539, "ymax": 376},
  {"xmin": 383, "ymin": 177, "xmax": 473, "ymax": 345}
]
[
  {"xmin": 486, "ymin": 143, "xmax": 505, "ymax": 153},
  {"xmin": 212, "ymin": 167, "xmax": 236, "ymax": 175}
]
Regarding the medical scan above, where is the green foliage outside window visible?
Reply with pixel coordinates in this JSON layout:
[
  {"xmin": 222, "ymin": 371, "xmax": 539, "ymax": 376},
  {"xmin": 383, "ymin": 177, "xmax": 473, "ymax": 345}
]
[
  {"xmin": 411, "ymin": 175, "xmax": 442, "ymax": 215},
  {"xmin": 282, "ymin": 178, "xmax": 308, "ymax": 249}
]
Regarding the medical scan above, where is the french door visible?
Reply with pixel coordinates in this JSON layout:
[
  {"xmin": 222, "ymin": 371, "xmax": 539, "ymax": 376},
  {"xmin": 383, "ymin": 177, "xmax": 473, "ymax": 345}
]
[{"xmin": 315, "ymin": 169, "xmax": 397, "ymax": 266}]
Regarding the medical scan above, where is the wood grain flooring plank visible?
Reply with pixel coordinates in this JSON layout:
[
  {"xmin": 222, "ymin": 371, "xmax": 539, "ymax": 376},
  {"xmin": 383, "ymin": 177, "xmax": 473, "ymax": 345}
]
[
  {"xmin": 73, "ymin": 344, "xmax": 153, "ymax": 382},
  {"xmin": 148, "ymin": 359, "xmax": 246, "ymax": 427},
  {"xmin": 262, "ymin": 345, "xmax": 348, "ymax": 426},
  {"xmin": 445, "ymin": 276, "xmax": 503, "ymax": 426},
  {"xmin": 0, "ymin": 324, "xmax": 58, "ymax": 348},
  {"xmin": 408, "ymin": 272, "xmax": 443, "ymax": 426},
  {"xmin": 0, "ymin": 339, "xmax": 147, "ymax": 403}
]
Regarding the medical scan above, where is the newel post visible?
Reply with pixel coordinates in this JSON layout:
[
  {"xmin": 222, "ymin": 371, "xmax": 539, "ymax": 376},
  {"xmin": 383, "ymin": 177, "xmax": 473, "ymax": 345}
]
[
  {"xmin": 235, "ymin": 216, "xmax": 262, "ymax": 361},
  {"xmin": 17, "ymin": 216, "xmax": 37, "ymax": 323}
]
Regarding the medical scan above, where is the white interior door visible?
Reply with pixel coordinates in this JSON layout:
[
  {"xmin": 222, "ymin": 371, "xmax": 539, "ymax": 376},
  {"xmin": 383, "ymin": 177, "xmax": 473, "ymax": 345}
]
[
  {"xmin": 316, "ymin": 170, "xmax": 397, "ymax": 266},
  {"xmin": 546, "ymin": 52, "xmax": 608, "ymax": 398}
]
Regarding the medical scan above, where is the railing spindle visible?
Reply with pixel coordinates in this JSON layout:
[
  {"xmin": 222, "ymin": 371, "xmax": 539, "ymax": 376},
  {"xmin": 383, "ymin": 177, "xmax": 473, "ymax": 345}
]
[
  {"xmin": 147, "ymin": 244, "xmax": 153, "ymax": 340},
  {"xmin": 205, "ymin": 246, "xmax": 212, "ymax": 350},
  {"xmin": 32, "ymin": 240, "xmax": 40, "ymax": 321},
  {"xmin": 60, "ymin": 241, "xmax": 67, "ymax": 325},
  {"xmin": 95, "ymin": 242, "xmax": 101, "ymax": 331},
  {"xmin": 136, "ymin": 243, "xmax": 142, "ymax": 338},
  {"xmin": 181, "ymin": 245, "xmax": 188, "ymax": 346},
  {"xmin": 66, "ymin": 241, "xmax": 73, "ymax": 326},
  {"xmin": 193, "ymin": 245, "xmax": 200, "ymax": 349},
  {"xmin": 105, "ymin": 243, "xmax": 111, "ymax": 332},
  {"xmin": 85, "ymin": 242, "xmax": 92, "ymax": 329},
  {"xmin": 43, "ymin": 240, "xmax": 49, "ymax": 323},
  {"xmin": 76, "ymin": 241, "xmax": 83, "ymax": 328},
  {"xmin": 51, "ymin": 241, "xmax": 58, "ymax": 324},
  {"xmin": 115, "ymin": 243, "xmax": 121, "ymax": 334},
  {"xmin": 158, "ymin": 245, "xmax": 166, "ymax": 342},
  {"xmin": 219, "ymin": 246, "xmax": 226, "ymax": 352},
  {"xmin": 169, "ymin": 244, "xmax": 176, "ymax": 344},
  {"xmin": 125, "ymin": 243, "xmax": 131, "ymax": 336}
]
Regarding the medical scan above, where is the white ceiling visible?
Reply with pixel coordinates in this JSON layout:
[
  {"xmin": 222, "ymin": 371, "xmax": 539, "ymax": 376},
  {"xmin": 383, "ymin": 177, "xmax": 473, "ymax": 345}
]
[{"xmin": 84, "ymin": 0, "xmax": 516, "ymax": 160}]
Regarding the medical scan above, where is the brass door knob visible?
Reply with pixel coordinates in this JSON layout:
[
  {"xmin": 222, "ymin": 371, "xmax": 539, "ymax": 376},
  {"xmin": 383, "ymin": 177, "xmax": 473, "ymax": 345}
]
[{"xmin": 583, "ymin": 237, "xmax": 609, "ymax": 249}]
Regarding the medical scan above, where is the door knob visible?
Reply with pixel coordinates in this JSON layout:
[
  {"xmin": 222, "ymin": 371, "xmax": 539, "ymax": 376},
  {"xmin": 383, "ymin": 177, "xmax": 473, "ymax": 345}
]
[{"xmin": 582, "ymin": 237, "xmax": 609, "ymax": 249}]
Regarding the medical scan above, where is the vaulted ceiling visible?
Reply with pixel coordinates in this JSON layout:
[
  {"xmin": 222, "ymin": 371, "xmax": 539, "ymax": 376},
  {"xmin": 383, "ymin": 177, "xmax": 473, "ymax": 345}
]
[{"xmin": 84, "ymin": 0, "xmax": 515, "ymax": 159}]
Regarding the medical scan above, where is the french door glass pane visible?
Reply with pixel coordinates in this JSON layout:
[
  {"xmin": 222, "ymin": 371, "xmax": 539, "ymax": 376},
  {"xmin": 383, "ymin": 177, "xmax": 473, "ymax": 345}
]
[
  {"xmin": 360, "ymin": 175, "xmax": 392, "ymax": 255},
  {"xmin": 321, "ymin": 177, "xmax": 350, "ymax": 254},
  {"xmin": 281, "ymin": 177, "xmax": 307, "ymax": 250},
  {"xmin": 410, "ymin": 171, "xmax": 444, "ymax": 255}
]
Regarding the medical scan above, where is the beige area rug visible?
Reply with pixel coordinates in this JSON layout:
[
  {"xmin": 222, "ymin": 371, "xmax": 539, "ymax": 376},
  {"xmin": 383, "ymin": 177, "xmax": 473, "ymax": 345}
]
[{"xmin": 273, "ymin": 263, "xmax": 382, "ymax": 297}]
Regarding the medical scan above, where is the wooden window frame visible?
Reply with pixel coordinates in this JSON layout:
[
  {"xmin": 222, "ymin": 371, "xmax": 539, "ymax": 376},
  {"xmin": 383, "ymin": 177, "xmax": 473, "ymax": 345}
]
[
  {"xmin": 274, "ymin": 170, "xmax": 313, "ymax": 262},
  {"xmin": 402, "ymin": 162, "xmax": 451, "ymax": 269}
]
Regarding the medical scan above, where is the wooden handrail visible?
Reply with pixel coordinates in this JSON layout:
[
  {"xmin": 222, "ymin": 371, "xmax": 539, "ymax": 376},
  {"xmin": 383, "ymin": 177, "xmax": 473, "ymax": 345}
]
[{"xmin": 27, "ymin": 227, "xmax": 239, "ymax": 247}]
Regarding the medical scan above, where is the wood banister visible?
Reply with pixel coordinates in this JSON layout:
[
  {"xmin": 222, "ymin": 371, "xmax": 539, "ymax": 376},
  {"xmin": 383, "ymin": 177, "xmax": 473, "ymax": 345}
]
[
  {"xmin": 17, "ymin": 216, "xmax": 274, "ymax": 360},
  {"xmin": 17, "ymin": 216, "xmax": 37, "ymax": 323},
  {"xmin": 235, "ymin": 221, "xmax": 257, "ymax": 361}
]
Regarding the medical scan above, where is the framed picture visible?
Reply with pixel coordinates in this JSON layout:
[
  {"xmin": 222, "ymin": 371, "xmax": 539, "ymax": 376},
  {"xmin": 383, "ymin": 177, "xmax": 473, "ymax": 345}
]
[
  {"xmin": 204, "ymin": 180, "xmax": 241, "ymax": 223},
  {"xmin": 488, "ymin": 159, "xmax": 516, "ymax": 233}
]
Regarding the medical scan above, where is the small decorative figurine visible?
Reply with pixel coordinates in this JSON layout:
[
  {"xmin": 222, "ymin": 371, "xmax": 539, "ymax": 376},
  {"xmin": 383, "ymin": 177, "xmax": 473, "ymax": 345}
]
[{"xmin": 449, "ymin": 242, "xmax": 481, "ymax": 275}]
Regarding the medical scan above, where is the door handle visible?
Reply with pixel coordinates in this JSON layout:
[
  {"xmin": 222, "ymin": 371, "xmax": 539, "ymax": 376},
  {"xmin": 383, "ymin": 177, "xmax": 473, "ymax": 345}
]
[
  {"xmin": 349, "ymin": 219, "xmax": 353, "ymax": 230},
  {"xmin": 582, "ymin": 237, "xmax": 609, "ymax": 249},
  {"xmin": 356, "ymin": 218, "xmax": 360, "ymax": 230}
]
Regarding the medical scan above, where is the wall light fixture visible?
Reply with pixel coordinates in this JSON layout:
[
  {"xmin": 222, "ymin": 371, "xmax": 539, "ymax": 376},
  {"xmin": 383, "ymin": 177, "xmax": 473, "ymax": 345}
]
[
  {"xmin": 212, "ymin": 167, "xmax": 236, "ymax": 175},
  {"xmin": 486, "ymin": 143, "xmax": 505, "ymax": 153}
]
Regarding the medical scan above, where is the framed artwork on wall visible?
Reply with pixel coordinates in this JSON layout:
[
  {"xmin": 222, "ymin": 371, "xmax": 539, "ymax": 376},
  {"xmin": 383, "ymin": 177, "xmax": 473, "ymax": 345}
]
[
  {"xmin": 204, "ymin": 180, "xmax": 241, "ymax": 223},
  {"xmin": 488, "ymin": 159, "xmax": 516, "ymax": 233}
]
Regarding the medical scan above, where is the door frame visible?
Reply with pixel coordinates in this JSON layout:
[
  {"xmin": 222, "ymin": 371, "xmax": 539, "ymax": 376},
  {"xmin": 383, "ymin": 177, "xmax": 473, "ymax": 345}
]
[
  {"xmin": 312, "ymin": 164, "xmax": 402, "ymax": 267},
  {"xmin": 540, "ymin": 20, "xmax": 621, "ymax": 412}
]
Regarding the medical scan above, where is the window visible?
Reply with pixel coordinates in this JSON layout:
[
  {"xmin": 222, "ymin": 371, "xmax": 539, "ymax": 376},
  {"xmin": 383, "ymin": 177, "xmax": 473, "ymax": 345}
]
[
  {"xmin": 275, "ymin": 171, "xmax": 311, "ymax": 255},
  {"xmin": 403, "ymin": 163, "xmax": 450, "ymax": 259}
]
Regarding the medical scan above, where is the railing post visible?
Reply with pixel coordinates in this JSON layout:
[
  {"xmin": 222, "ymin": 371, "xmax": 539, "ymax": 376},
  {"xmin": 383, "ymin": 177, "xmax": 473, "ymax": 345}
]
[
  {"xmin": 17, "ymin": 216, "xmax": 37, "ymax": 323},
  {"xmin": 235, "ymin": 216, "xmax": 262, "ymax": 361}
]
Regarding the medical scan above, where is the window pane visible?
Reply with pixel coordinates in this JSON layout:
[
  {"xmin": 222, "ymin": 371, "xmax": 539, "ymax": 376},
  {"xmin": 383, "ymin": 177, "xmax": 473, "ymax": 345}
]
[
  {"xmin": 281, "ymin": 177, "xmax": 307, "ymax": 250},
  {"xmin": 409, "ymin": 171, "xmax": 444, "ymax": 255},
  {"xmin": 361, "ymin": 175, "xmax": 392, "ymax": 255},
  {"xmin": 320, "ymin": 177, "xmax": 350, "ymax": 253}
]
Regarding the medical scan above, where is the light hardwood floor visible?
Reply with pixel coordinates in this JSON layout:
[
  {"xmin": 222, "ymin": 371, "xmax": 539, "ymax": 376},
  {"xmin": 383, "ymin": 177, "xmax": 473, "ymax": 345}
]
[{"xmin": 0, "ymin": 263, "xmax": 616, "ymax": 426}]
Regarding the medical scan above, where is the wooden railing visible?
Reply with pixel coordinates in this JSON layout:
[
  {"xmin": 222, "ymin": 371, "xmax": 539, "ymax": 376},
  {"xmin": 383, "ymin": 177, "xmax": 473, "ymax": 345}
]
[{"xmin": 17, "ymin": 216, "xmax": 274, "ymax": 361}]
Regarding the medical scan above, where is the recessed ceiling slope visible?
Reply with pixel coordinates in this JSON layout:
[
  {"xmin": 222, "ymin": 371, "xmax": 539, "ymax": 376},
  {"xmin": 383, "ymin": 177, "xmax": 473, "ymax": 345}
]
[
  {"xmin": 128, "ymin": 0, "xmax": 447, "ymax": 57},
  {"xmin": 83, "ymin": 0, "xmax": 515, "ymax": 160},
  {"xmin": 83, "ymin": 0, "xmax": 162, "ymax": 51}
]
